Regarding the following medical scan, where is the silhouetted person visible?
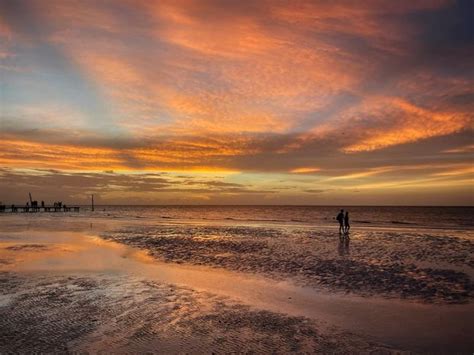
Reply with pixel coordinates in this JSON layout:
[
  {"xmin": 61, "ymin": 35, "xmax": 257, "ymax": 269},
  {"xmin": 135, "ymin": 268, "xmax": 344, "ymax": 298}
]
[
  {"xmin": 336, "ymin": 209, "xmax": 344, "ymax": 234},
  {"xmin": 41, "ymin": 201, "xmax": 45, "ymax": 208},
  {"xmin": 344, "ymin": 211, "xmax": 350, "ymax": 233}
]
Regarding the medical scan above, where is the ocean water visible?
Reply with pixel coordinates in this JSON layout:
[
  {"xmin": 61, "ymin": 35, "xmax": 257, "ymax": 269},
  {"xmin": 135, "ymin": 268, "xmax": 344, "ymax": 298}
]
[{"xmin": 66, "ymin": 205, "xmax": 474, "ymax": 230}]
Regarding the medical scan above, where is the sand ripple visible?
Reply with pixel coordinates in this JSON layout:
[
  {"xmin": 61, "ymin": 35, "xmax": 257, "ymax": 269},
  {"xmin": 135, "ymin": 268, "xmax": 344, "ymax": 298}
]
[
  {"xmin": 101, "ymin": 225, "xmax": 474, "ymax": 303},
  {"xmin": 0, "ymin": 272, "xmax": 396, "ymax": 354}
]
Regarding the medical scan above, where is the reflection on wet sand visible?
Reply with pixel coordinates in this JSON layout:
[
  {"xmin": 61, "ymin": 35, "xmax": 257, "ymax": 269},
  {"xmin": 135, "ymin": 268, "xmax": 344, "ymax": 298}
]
[
  {"xmin": 338, "ymin": 235, "xmax": 350, "ymax": 256},
  {"xmin": 0, "ymin": 216, "xmax": 473, "ymax": 353}
]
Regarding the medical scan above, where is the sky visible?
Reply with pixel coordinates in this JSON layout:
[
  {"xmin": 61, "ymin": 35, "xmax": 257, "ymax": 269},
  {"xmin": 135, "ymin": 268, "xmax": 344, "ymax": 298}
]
[{"xmin": 0, "ymin": 0, "xmax": 473, "ymax": 205}]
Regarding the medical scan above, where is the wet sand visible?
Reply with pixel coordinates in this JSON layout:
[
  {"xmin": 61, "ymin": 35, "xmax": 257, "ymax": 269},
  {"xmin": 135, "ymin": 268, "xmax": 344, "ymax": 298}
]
[
  {"xmin": 101, "ymin": 221, "xmax": 474, "ymax": 303},
  {"xmin": 1, "ymin": 215, "xmax": 473, "ymax": 353}
]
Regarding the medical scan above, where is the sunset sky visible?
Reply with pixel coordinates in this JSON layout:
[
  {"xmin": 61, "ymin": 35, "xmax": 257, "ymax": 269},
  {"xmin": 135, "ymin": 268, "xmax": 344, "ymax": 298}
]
[{"xmin": 0, "ymin": 0, "xmax": 473, "ymax": 205}]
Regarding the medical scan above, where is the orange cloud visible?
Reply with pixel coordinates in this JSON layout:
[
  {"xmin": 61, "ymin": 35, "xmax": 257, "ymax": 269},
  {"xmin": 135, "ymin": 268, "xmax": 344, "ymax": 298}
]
[
  {"xmin": 290, "ymin": 167, "xmax": 320, "ymax": 174},
  {"xmin": 40, "ymin": 0, "xmax": 364, "ymax": 137},
  {"xmin": 0, "ymin": 139, "xmax": 123, "ymax": 170},
  {"xmin": 0, "ymin": 136, "xmax": 256, "ymax": 171},
  {"xmin": 342, "ymin": 98, "xmax": 471, "ymax": 153},
  {"xmin": 149, "ymin": 2, "xmax": 282, "ymax": 59},
  {"xmin": 326, "ymin": 167, "xmax": 394, "ymax": 180},
  {"xmin": 432, "ymin": 166, "xmax": 474, "ymax": 177}
]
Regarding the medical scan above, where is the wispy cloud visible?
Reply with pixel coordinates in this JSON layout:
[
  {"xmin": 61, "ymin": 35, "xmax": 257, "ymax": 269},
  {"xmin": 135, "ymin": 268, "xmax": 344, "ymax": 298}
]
[
  {"xmin": 290, "ymin": 167, "xmax": 321, "ymax": 174},
  {"xmin": 442, "ymin": 144, "xmax": 474, "ymax": 154}
]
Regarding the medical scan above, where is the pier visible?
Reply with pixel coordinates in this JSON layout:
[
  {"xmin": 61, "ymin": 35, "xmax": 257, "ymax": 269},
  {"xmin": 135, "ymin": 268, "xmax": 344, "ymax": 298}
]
[{"xmin": 0, "ymin": 192, "xmax": 84, "ymax": 213}]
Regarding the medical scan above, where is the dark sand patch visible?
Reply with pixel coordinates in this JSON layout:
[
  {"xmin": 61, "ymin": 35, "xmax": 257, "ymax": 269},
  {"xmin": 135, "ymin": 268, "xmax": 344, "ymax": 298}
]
[
  {"xmin": 101, "ymin": 225, "xmax": 474, "ymax": 303},
  {"xmin": 0, "ymin": 272, "xmax": 24, "ymax": 295},
  {"xmin": 0, "ymin": 273, "xmax": 397, "ymax": 354},
  {"xmin": 4, "ymin": 243, "xmax": 50, "ymax": 251}
]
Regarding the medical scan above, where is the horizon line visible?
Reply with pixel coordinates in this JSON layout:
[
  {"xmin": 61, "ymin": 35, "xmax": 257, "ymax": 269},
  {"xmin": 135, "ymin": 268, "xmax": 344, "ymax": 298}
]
[{"xmin": 3, "ymin": 204, "xmax": 472, "ymax": 208}]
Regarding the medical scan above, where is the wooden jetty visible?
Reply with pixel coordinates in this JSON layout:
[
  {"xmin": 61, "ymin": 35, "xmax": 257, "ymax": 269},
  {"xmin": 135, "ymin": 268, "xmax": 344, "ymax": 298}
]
[{"xmin": 0, "ymin": 192, "xmax": 84, "ymax": 213}]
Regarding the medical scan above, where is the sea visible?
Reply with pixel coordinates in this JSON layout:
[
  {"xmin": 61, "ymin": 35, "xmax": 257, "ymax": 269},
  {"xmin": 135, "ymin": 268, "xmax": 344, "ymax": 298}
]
[{"xmin": 52, "ymin": 205, "xmax": 474, "ymax": 231}]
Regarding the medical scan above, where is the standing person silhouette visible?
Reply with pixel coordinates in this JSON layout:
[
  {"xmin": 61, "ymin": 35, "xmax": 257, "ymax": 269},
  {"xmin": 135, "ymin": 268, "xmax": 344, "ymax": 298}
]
[
  {"xmin": 336, "ymin": 209, "xmax": 344, "ymax": 234},
  {"xmin": 344, "ymin": 211, "xmax": 350, "ymax": 233}
]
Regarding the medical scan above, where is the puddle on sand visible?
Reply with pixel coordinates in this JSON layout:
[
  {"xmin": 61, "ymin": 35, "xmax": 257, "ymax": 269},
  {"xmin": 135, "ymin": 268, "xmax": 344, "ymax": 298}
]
[{"xmin": 1, "ymin": 228, "xmax": 473, "ymax": 353}]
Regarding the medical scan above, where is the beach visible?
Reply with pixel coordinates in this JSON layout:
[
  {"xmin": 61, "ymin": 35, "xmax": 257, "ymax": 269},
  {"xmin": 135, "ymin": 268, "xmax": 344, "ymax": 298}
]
[
  {"xmin": 3, "ymin": 0, "xmax": 473, "ymax": 352},
  {"xmin": 1, "ymin": 207, "xmax": 473, "ymax": 353}
]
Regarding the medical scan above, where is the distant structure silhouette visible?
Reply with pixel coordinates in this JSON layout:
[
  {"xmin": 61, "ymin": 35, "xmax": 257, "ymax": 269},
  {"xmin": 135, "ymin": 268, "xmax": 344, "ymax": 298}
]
[{"xmin": 0, "ymin": 194, "xmax": 80, "ymax": 213}]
